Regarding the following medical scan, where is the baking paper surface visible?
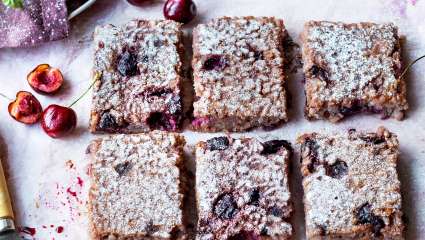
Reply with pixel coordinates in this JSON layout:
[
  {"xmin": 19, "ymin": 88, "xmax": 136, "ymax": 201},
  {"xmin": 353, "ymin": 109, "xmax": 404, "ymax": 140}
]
[{"xmin": 0, "ymin": 0, "xmax": 424, "ymax": 239}]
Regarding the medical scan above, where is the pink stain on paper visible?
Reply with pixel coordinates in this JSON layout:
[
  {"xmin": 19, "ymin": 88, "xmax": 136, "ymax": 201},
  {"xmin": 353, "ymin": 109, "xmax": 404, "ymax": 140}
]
[
  {"xmin": 19, "ymin": 225, "xmax": 65, "ymax": 239},
  {"xmin": 18, "ymin": 160, "xmax": 87, "ymax": 239},
  {"xmin": 18, "ymin": 226, "xmax": 36, "ymax": 236}
]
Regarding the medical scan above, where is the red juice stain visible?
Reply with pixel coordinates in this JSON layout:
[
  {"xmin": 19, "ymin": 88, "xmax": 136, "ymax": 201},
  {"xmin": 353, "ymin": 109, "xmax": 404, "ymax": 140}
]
[
  {"xmin": 18, "ymin": 226, "xmax": 36, "ymax": 236},
  {"xmin": 77, "ymin": 177, "xmax": 83, "ymax": 187},
  {"xmin": 66, "ymin": 187, "xmax": 77, "ymax": 197},
  {"xmin": 56, "ymin": 226, "xmax": 64, "ymax": 233}
]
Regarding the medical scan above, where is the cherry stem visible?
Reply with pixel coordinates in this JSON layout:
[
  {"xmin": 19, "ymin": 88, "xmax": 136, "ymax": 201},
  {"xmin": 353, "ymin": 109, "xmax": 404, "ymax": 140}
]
[
  {"xmin": 0, "ymin": 92, "xmax": 12, "ymax": 101},
  {"xmin": 400, "ymin": 54, "xmax": 425, "ymax": 80},
  {"xmin": 68, "ymin": 72, "xmax": 101, "ymax": 108}
]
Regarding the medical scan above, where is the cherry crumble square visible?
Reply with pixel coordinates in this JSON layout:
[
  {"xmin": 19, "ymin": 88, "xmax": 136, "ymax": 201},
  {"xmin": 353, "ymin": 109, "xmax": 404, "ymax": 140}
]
[
  {"xmin": 301, "ymin": 21, "xmax": 408, "ymax": 122},
  {"xmin": 191, "ymin": 17, "xmax": 289, "ymax": 132},
  {"xmin": 90, "ymin": 20, "xmax": 185, "ymax": 133},
  {"xmin": 195, "ymin": 136, "xmax": 293, "ymax": 239},
  {"xmin": 298, "ymin": 127, "xmax": 404, "ymax": 239},
  {"xmin": 87, "ymin": 131, "xmax": 187, "ymax": 239}
]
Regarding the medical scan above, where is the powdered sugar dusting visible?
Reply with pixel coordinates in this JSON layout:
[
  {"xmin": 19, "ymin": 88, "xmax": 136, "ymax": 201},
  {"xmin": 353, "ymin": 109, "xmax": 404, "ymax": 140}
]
[
  {"xmin": 192, "ymin": 17, "xmax": 288, "ymax": 131},
  {"xmin": 301, "ymin": 21, "xmax": 408, "ymax": 122},
  {"xmin": 91, "ymin": 20, "xmax": 183, "ymax": 132},
  {"xmin": 88, "ymin": 131, "xmax": 185, "ymax": 238},
  {"xmin": 196, "ymin": 137, "xmax": 292, "ymax": 239},
  {"xmin": 303, "ymin": 21, "xmax": 398, "ymax": 101},
  {"xmin": 298, "ymin": 127, "xmax": 404, "ymax": 238}
]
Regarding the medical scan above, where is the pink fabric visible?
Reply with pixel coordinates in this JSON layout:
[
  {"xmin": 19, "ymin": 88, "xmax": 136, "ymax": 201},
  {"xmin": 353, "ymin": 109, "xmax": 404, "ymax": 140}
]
[{"xmin": 0, "ymin": 0, "xmax": 69, "ymax": 48}]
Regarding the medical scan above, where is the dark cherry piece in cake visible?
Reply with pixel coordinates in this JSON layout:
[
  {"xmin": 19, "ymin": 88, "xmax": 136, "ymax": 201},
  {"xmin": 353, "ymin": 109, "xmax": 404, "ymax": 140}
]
[
  {"xmin": 90, "ymin": 20, "xmax": 185, "ymax": 133},
  {"xmin": 87, "ymin": 131, "xmax": 187, "ymax": 239},
  {"xmin": 191, "ymin": 17, "xmax": 289, "ymax": 132},
  {"xmin": 301, "ymin": 21, "xmax": 407, "ymax": 122},
  {"xmin": 196, "ymin": 136, "xmax": 293, "ymax": 239},
  {"xmin": 298, "ymin": 127, "xmax": 404, "ymax": 239}
]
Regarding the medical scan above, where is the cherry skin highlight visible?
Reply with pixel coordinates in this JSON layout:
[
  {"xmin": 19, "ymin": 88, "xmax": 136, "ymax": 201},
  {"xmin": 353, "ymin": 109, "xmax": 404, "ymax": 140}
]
[
  {"xmin": 163, "ymin": 0, "xmax": 197, "ymax": 24},
  {"xmin": 41, "ymin": 104, "xmax": 77, "ymax": 138}
]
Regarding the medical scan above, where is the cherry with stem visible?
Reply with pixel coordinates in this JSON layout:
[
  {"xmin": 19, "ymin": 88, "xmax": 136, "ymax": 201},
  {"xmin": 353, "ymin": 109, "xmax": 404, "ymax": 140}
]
[
  {"xmin": 0, "ymin": 93, "xmax": 12, "ymax": 101},
  {"xmin": 41, "ymin": 73, "xmax": 100, "ymax": 138}
]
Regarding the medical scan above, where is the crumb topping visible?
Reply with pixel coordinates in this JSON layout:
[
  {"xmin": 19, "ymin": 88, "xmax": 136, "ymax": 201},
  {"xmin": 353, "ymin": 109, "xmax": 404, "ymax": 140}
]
[
  {"xmin": 298, "ymin": 128, "xmax": 403, "ymax": 237},
  {"xmin": 192, "ymin": 17, "xmax": 288, "ymax": 124},
  {"xmin": 302, "ymin": 21, "xmax": 400, "ymax": 102},
  {"xmin": 92, "ymin": 20, "xmax": 183, "ymax": 130},
  {"xmin": 88, "ymin": 131, "xmax": 185, "ymax": 238},
  {"xmin": 196, "ymin": 137, "xmax": 292, "ymax": 239}
]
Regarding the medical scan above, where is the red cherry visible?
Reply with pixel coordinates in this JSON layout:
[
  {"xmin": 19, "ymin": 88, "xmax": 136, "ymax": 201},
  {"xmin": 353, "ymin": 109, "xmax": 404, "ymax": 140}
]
[
  {"xmin": 8, "ymin": 91, "xmax": 42, "ymax": 124},
  {"xmin": 41, "ymin": 105, "xmax": 77, "ymax": 138},
  {"xmin": 27, "ymin": 64, "xmax": 64, "ymax": 94},
  {"xmin": 163, "ymin": 0, "xmax": 197, "ymax": 24}
]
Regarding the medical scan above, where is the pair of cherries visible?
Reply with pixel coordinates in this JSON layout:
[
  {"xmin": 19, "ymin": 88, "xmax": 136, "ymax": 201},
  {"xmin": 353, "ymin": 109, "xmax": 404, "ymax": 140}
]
[
  {"xmin": 8, "ymin": 0, "xmax": 198, "ymax": 138},
  {"xmin": 8, "ymin": 64, "xmax": 77, "ymax": 138}
]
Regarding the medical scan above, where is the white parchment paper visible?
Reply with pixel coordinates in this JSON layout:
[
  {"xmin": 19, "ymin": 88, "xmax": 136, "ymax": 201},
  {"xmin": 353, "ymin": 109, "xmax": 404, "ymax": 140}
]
[{"xmin": 0, "ymin": 0, "xmax": 424, "ymax": 239}]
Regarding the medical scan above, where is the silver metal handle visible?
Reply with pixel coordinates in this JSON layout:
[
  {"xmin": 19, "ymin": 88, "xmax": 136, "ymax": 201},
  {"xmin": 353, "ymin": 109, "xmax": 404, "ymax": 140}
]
[
  {"xmin": 0, "ymin": 218, "xmax": 15, "ymax": 233},
  {"xmin": 68, "ymin": 0, "xmax": 97, "ymax": 20}
]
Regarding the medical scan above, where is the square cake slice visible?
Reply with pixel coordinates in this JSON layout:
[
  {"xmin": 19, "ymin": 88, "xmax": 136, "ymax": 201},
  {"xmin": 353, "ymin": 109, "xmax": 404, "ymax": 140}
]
[
  {"xmin": 298, "ymin": 127, "xmax": 404, "ymax": 239},
  {"xmin": 191, "ymin": 17, "xmax": 289, "ymax": 132},
  {"xmin": 90, "ymin": 19, "xmax": 184, "ymax": 133},
  {"xmin": 87, "ymin": 131, "xmax": 186, "ymax": 239},
  {"xmin": 195, "ymin": 136, "xmax": 293, "ymax": 239},
  {"xmin": 301, "ymin": 21, "xmax": 408, "ymax": 122}
]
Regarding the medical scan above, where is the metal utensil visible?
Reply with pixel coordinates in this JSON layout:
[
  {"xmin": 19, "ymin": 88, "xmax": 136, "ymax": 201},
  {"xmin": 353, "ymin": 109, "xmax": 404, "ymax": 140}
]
[
  {"xmin": 0, "ymin": 158, "xmax": 18, "ymax": 239},
  {"xmin": 0, "ymin": 231, "xmax": 19, "ymax": 240},
  {"xmin": 68, "ymin": 0, "xmax": 97, "ymax": 20}
]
